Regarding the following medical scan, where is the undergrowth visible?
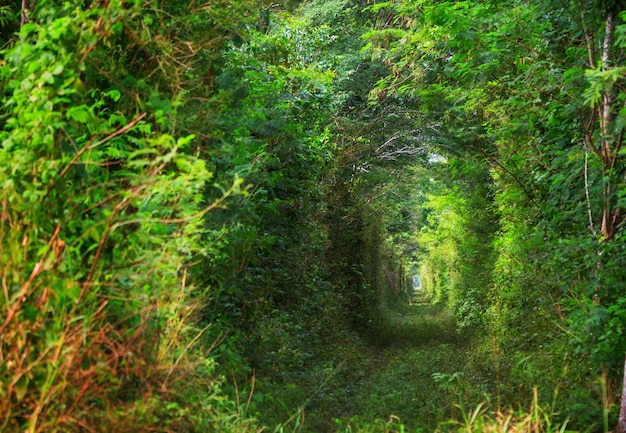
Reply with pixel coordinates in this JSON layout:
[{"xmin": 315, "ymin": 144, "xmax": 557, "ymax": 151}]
[{"xmin": 249, "ymin": 291, "xmax": 608, "ymax": 433}]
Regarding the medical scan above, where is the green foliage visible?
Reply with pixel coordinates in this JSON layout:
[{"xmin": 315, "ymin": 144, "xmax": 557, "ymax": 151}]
[
  {"xmin": 357, "ymin": 0, "xmax": 626, "ymax": 428},
  {"xmin": 0, "ymin": 0, "xmax": 261, "ymax": 431},
  {"xmin": 5, "ymin": 0, "xmax": 626, "ymax": 430},
  {"xmin": 412, "ymin": 157, "xmax": 497, "ymax": 333}
]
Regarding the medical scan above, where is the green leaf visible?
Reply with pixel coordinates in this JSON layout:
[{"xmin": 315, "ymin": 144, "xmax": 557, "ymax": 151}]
[
  {"xmin": 362, "ymin": 2, "xmax": 392, "ymax": 13},
  {"xmin": 66, "ymin": 106, "xmax": 90, "ymax": 123},
  {"xmin": 105, "ymin": 89, "xmax": 121, "ymax": 102},
  {"xmin": 14, "ymin": 375, "xmax": 29, "ymax": 403}
]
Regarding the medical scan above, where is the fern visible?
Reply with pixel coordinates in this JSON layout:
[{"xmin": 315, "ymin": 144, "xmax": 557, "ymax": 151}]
[{"xmin": 0, "ymin": 5, "xmax": 16, "ymax": 28}]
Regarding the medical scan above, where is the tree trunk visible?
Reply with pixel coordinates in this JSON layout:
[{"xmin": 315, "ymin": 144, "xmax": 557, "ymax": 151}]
[
  {"xmin": 601, "ymin": 203, "xmax": 619, "ymax": 241},
  {"xmin": 599, "ymin": 10, "xmax": 617, "ymax": 241},
  {"xmin": 590, "ymin": 11, "xmax": 626, "ymax": 432},
  {"xmin": 618, "ymin": 354, "xmax": 626, "ymax": 432}
]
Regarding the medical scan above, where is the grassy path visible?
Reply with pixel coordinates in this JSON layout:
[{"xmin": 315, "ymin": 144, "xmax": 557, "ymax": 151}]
[
  {"xmin": 293, "ymin": 293, "xmax": 581, "ymax": 433},
  {"xmin": 319, "ymin": 293, "xmax": 474, "ymax": 432},
  {"xmin": 352, "ymin": 297, "xmax": 469, "ymax": 430}
]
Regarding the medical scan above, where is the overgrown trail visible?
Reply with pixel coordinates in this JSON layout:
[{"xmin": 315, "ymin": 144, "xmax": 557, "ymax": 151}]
[{"xmin": 318, "ymin": 293, "xmax": 474, "ymax": 432}]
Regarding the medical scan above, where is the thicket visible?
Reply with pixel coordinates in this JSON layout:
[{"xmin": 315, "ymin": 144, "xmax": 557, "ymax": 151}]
[
  {"xmin": 0, "ymin": 0, "xmax": 410, "ymax": 431},
  {"xmin": 4, "ymin": 0, "xmax": 626, "ymax": 432},
  {"xmin": 361, "ymin": 0, "xmax": 626, "ymax": 430},
  {"xmin": 0, "ymin": 0, "xmax": 271, "ymax": 430}
]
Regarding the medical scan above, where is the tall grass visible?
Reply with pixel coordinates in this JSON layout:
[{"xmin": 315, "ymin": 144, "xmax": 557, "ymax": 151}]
[{"xmin": 449, "ymin": 389, "xmax": 573, "ymax": 433}]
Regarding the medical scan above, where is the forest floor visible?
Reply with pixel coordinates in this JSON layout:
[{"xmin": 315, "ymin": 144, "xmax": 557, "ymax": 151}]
[{"xmin": 307, "ymin": 291, "xmax": 477, "ymax": 432}]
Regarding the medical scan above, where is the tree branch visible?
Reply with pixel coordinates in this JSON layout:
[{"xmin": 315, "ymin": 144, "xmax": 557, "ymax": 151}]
[
  {"xmin": 58, "ymin": 112, "xmax": 147, "ymax": 179},
  {"xmin": 579, "ymin": 3, "xmax": 596, "ymax": 68},
  {"xmin": 467, "ymin": 143, "xmax": 541, "ymax": 210},
  {"xmin": 583, "ymin": 142, "xmax": 597, "ymax": 236}
]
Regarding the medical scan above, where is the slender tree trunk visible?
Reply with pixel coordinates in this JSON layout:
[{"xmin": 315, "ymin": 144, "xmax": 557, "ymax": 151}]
[
  {"xmin": 600, "ymin": 11, "xmax": 617, "ymax": 241},
  {"xmin": 591, "ymin": 11, "xmax": 626, "ymax": 432},
  {"xmin": 618, "ymin": 354, "xmax": 626, "ymax": 432},
  {"xmin": 20, "ymin": 0, "xmax": 37, "ymax": 27},
  {"xmin": 584, "ymin": 143, "xmax": 597, "ymax": 235}
]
